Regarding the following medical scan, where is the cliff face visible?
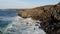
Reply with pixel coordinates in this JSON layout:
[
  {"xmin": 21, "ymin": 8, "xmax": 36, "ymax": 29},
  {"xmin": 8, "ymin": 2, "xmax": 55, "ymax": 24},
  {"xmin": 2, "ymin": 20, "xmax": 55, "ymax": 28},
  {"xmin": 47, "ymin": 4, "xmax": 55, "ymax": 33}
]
[{"xmin": 18, "ymin": 2, "xmax": 60, "ymax": 34}]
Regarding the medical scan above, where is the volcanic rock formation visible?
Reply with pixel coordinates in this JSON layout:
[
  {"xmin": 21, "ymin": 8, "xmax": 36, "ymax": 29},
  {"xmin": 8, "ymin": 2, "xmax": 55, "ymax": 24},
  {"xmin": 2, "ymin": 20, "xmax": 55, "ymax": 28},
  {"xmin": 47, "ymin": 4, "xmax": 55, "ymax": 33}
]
[{"xmin": 18, "ymin": 2, "xmax": 60, "ymax": 34}]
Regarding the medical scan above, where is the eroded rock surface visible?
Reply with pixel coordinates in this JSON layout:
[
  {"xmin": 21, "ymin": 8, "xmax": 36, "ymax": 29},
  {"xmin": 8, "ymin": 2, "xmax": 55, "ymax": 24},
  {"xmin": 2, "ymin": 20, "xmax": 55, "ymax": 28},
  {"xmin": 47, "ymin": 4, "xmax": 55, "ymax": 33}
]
[{"xmin": 18, "ymin": 2, "xmax": 60, "ymax": 34}]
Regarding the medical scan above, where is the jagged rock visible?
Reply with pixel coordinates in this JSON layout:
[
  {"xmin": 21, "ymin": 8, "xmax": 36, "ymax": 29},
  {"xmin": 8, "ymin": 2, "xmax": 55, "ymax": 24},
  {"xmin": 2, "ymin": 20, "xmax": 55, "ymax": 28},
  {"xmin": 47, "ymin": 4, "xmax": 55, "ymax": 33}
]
[{"xmin": 18, "ymin": 2, "xmax": 60, "ymax": 34}]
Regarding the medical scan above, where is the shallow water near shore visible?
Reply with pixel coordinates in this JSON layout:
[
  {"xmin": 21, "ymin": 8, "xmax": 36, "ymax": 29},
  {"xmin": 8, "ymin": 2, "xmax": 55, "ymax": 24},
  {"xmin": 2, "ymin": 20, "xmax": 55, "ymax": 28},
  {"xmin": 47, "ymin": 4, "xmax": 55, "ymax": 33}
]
[{"xmin": 0, "ymin": 10, "xmax": 46, "ymax": 34}]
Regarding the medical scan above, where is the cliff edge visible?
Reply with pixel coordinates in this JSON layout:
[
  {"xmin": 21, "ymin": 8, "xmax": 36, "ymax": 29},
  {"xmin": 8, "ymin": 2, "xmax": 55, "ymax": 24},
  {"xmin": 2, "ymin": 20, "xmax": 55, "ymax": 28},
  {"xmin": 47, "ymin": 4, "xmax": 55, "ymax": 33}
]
[{"xmin": 18, "ymin": 2, "xmax": 60, "ymax": 34}]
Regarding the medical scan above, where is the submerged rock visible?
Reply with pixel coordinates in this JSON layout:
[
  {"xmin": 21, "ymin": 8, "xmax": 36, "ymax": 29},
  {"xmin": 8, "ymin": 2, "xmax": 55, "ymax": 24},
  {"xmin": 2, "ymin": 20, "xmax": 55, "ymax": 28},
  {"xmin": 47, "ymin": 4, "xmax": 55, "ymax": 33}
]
[
  {"xmin": 18, "ymin": 2, "xmax": 60, "ymax": 34},
  {"xmin": 0, "ymin": 31, "xmax": 3, "ymax": 34}
]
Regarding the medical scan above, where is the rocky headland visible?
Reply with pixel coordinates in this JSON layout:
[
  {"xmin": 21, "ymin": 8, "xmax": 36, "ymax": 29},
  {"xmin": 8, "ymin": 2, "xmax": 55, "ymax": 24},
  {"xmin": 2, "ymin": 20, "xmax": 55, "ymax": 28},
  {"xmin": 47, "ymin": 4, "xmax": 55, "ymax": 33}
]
[{"xmin": 18, "ymin": 2, "xmax": 60, "ymax": 34}]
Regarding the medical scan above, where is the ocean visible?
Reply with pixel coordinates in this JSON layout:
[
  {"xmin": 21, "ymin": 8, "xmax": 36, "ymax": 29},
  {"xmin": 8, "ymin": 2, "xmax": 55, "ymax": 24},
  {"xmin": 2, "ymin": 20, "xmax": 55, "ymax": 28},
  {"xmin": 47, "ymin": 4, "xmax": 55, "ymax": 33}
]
[{"xmin": 0, "ymin": 9, "xmax": 46, "ymax": 34}]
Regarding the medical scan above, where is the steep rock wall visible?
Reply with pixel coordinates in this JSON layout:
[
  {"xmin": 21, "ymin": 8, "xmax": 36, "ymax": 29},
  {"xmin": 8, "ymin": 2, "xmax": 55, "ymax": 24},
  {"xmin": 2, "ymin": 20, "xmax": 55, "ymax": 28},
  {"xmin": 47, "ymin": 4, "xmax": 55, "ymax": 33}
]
[{"xmin": 18, "ymin": 2, "xmax": 60, "ymax": 34}]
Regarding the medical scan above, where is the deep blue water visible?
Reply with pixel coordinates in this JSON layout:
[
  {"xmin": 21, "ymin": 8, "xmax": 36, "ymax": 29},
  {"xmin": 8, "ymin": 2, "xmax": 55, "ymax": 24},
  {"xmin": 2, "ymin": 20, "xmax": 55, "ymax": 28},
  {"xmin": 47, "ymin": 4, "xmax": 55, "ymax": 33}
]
[
  {"xmin": 0, "ymin": 10, "xmax": 19, "ymax": 28},
  {"xmin": 0, "ymin": 10, "xmax": 18, "ymax": 17}
]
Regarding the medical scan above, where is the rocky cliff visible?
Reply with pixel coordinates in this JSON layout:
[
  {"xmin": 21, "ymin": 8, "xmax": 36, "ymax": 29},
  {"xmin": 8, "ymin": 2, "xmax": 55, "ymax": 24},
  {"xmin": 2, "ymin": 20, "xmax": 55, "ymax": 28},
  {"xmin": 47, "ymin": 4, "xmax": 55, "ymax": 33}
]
[{"xmin": 18, "ymin": 2, "xmax": 60, "ymax": 34}]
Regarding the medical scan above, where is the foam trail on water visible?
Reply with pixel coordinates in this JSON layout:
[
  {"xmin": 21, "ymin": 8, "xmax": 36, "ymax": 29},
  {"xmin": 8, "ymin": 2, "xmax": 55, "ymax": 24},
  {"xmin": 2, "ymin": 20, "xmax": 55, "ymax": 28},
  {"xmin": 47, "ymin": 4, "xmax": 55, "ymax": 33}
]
[{"xmin": 4, "ymin": 16, "xmax": 46, "ymax": 34}]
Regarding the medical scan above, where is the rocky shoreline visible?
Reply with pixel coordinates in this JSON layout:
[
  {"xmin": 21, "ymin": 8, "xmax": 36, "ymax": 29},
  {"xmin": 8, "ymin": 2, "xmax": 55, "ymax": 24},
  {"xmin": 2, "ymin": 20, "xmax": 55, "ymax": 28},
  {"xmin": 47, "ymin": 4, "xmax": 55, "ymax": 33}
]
[{"xmin": 18, "ymin": 2, "xmax": 60, "ymax": 34}]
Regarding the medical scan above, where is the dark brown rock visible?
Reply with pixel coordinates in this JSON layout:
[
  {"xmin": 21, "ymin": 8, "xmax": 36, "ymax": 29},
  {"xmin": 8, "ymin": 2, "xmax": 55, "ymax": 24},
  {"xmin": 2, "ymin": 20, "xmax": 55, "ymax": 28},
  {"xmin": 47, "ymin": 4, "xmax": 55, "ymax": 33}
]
[{"xmin": 18, "ymin": 2, "xmax": 60, "ymax": 34}]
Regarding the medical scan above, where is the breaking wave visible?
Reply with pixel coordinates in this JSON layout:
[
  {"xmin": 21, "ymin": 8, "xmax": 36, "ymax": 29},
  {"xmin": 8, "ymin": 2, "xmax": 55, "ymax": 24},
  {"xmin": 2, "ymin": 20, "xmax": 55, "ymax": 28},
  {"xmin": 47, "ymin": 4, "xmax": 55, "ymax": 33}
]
[{"xmin": 2, "ymin": 16, "xmax": 46, "ymax": 34}]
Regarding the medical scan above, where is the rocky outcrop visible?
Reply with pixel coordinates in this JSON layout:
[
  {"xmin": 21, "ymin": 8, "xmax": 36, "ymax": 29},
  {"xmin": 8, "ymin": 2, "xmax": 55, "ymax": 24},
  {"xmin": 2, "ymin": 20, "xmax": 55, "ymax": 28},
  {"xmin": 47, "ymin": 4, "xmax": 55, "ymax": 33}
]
[{"xmin": 18, "ymin": 2, "xmax": 60, "ymax": 34}]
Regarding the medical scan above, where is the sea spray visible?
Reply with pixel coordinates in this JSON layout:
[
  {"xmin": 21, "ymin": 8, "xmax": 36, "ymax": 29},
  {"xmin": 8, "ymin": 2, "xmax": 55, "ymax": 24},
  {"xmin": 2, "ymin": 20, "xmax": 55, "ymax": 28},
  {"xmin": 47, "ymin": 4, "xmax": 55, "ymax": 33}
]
[{"xmin": 4, "ymin": 16, "xmax": 46, "ymax": 34}]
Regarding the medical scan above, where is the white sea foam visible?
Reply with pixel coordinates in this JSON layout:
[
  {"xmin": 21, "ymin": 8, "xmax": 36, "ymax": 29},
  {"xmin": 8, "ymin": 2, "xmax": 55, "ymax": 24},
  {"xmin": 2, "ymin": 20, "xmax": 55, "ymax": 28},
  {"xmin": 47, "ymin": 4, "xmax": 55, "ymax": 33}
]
[
  {"xmin": 0, "ymin": 16, "xmax": 15, "ymax": 21},
  {"xmin": 4, "ymin": 16, "xmax": 46, "ymax": 34}
]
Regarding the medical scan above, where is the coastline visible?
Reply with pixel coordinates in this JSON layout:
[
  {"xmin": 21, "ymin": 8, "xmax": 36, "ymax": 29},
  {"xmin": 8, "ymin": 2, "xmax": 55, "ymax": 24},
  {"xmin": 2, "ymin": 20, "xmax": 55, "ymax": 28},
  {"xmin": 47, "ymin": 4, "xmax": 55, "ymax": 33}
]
[{"xmin": 18, "ymin": 2, "xmax": 60, "ymax": 34}]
